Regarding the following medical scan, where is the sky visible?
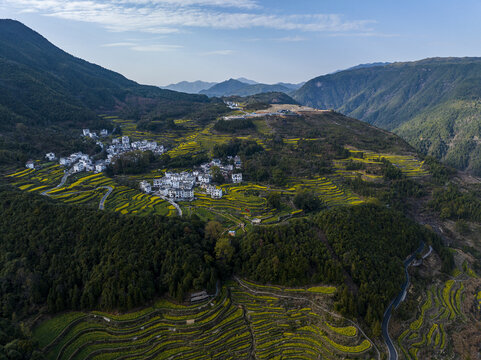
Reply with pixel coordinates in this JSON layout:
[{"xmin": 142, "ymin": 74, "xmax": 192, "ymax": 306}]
[{"xmin": 1, "ymin": 0, "xmax": 481, "ymax": 86}]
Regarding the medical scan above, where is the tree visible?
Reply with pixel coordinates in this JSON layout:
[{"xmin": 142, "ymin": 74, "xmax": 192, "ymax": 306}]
[
  {"xmin": 211, "ymin": 166, "xmax": 225, "ymax": 184},
  {"xmin": 293, "ymin": 190, "xmax": 323, "ymax": 212},
  {"xmin": 267, "ymin": 192, "xmax": 282, "ymax": 209},
  {"xmin": 205, "ymin": 221, "xmax": 223, "ymax": 241}
]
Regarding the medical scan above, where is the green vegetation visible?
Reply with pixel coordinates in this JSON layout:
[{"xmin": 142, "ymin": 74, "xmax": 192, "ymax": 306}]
[
  {"xmin": 32, "ymin": 281, "xmax": 375, "ymax": 360},
  {"xmin": 236, "ymin": 205, "xmax": 437, "ymax": 331},
  {"xmin": 396, "ymin": 272, "xmax": 466, "ymax": 359},
  {"xmin": 0, "ymin": 188, "xmax": 216, "ymax": 320},
  {"xmin": 293, "ymin": 57, "xmax": 481, "ymax": 174},
  {"xmin": 213, "ymin": 118, "xmax": 256, "ymax": 133}
]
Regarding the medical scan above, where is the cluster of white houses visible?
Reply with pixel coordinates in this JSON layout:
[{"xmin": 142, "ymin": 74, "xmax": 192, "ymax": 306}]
[
  {"xmin": 107, "ymin": 136, "xmax": 164, "ymax": 161},
  {"xmin": 139, "ymin": 157, "xmax": 243, "ymax": 201},
  {"xmin": 82, "ymin": 128, "xmax": 109, "ymax": 139},
  {"xmin": 27, "ymin": 134, "xmax": 166, "ymax": 174},
  {"xmin": 59, "ymin": 152, "xmax": 108, "ymax": 173}
]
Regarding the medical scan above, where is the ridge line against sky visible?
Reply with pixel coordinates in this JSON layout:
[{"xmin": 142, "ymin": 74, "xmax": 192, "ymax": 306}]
[{"xmin": 1, "ymin": 0, "xmax": 481, "ymax": 85}]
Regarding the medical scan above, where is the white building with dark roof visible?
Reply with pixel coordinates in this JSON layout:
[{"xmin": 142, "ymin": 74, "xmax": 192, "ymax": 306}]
[{"xmin": 232, "ymin": 173, "xmax": 243, "ymax": 183}]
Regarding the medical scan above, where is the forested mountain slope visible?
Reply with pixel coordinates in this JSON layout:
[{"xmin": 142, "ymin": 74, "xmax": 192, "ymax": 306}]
[
  {"xmin": 0, "ymin": 19, "xmax": 209, "ymax": 129},
  {"xmin": 293, "ymin": 57, "xmax": 481, "ymax": 174}
]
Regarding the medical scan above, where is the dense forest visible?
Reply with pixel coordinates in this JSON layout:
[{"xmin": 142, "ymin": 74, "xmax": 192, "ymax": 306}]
[
  {"xmin": 0, "ymin": 187, "xmax": 451, "ymax": 331},
  {"xmin": 0, "ymin": 187, "xmax": 217, "ymax": 321},
  {"xmin": 234, "ymin": 205, "xmax": 446, "ymax": 334}
]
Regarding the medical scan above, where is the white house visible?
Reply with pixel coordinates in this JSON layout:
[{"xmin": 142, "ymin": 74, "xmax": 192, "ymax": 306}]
[
  {"xmin": 73, "ymin": 162, "xmax": 85, "ymax": 173},
  {"xmin": 25, "ymin": 160, "xmax": 35, "ymax": 169},
  {"xmin": 211, "ymin": 159, "xmax": 221, "ymax": 167},
  {"xmin": 122, "ymin": 136, "xmax": 130, "ymax": 147},
  {"xmin": 198, "ymin": 174, "xmax": 211, "ymax": 184},
  {"xmin": 234, "ymin": 155, "xmax": 242, "ymax": 169},
  {"xmin": 182, "ymin": 189, "xmax": 194, "ymax": 200},
  {"xmin": 212, "ymin": 187, "xmax": 223, "ymax": 199},
  {"xmin": 112, "ymin": 138, "xmax": 121, "ymax": 145},
  {"xmin": 140, "ymin": 181, "xmax": 152, "ymax": 193},
  {"xmin": 59, "ymin": 157, "xmax": 70, "ymax": 166},
  {"xmin": 232, "ymin": 173, "xmax": 243, "ymax": 183},
  {"xmin": 95, "ymin": 162, "xmax": 107, "ymax": 173},
  {"xmin": 45, "ymin": 152, "xmax": 56, "ymax": 161},
  {"xmin": 153, "ymin": 178, "xmax": 163, "ymax": 187},
  {"xmin": 82, "ymin": 129, "xmax": 90, "ymax": 136},
  {"xmin": 100, "ymin": 129, "xmax": 108, "ymax": 136}
]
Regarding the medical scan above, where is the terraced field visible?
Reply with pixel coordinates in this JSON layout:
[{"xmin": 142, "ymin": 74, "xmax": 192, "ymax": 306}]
[
  {"xmin": 7, "ymin": 169, "xmax": 174, "ymax": 216},
  {"xmin": 33, "ymin": 279, "xmax": 376, "ymax": 360},
  {"xmin": 396, "ymin": 276, "xmax": 466, "ymax": 360},
  {"xmin": 188, "ymin": 178, "xmax": 363, "ymax": 226},
  {"xmin": 334, "ymin": 150, "xmax": 428, "ymax": 180}
]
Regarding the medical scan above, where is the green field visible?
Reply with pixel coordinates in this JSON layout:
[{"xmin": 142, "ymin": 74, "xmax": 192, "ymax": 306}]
[
  {"xmin": 397, "ymin": 273, "xmax": 466, "ymax": 360},
  {"xmin": 334, "ymin": 150, "xmax": 429, "ymax": 180},
  {"xmin": 33, "ymin": 279, "xmax": 375, "ymax": 360},
  {"xmin": 7, "ymin": 170, "xmax": 175, "ymax": 217}
]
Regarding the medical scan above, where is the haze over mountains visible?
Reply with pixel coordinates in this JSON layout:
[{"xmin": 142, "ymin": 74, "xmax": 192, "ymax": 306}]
[{"xmin": 163, "ymin": 78, "xmax": 305, "ymax": 96}]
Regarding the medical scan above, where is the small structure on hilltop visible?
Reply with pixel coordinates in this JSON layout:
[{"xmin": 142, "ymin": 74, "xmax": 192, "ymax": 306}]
[
  {"xmin": 45, "ymin": 152, "xmax": 56, "ymax": 161},
  {"xmin": 25, "ymin": 160, "xmax": 35, "ymax": 169}
]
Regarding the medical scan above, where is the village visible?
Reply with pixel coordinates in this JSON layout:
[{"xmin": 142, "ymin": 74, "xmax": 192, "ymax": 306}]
[
  {"xmin": 26, "ymin": 128, "xmax": 242, "ymax": 203},
  {"xmin": 26, "ymin": 129, "xmax": 165, "ymax": 174},
  {"xmin": 139, "ymin": 155, "xmax": 243, "ymax": 201}
]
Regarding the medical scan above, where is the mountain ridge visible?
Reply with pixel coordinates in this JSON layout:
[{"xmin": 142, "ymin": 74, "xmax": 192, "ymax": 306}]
[{"xmin": 293, "ymin": 56, "xmax": 481, "ymax": 174}]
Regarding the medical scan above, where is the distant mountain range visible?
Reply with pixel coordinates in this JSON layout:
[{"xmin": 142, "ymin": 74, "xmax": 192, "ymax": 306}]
[
  {"xmin": 293, "ymin": 57, "xmax": 481, "ymax": 174},
  {"xmin": 161, "ymin": 80, "xmax": 217, "ymax": 94},
  {"xmin": 163, "ymin": 78, "xmax": 305, "ymax": 96}
]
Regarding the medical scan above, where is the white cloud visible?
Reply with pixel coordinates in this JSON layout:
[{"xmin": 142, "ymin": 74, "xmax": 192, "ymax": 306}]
[
  {"xmin": 4, "ymin": 0, "xmax": 375, "ymax": 35},
  {"xmin": 275, "ymin": 36, "xmax": 306, "ymax": 42},
  {"xmin": 201, "ymin": 49, "xmax": 235, "ymax": 56}
]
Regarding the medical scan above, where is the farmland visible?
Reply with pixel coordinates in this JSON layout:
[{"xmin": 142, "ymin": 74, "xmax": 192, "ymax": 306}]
[
  {"xmin": 396, "ymin": 271, "xmax": 467, "ymax": 360},
  {"xmin": 5, "ymin": 113, "xmax": 430, "ymax": 227},
  {"xmin": 7, "ymin": 169, "xmax": 174, "ymax": 216},
  {"xmin": 334, "ymin": 150, "xmax": 429, "ymax": 180},
  {"xmin": 33, "ymin": 279, "xmax": 376, "ymax": 360}
]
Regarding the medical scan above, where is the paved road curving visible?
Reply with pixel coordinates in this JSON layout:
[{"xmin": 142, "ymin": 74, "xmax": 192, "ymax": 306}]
[
  {"xmin": 98, "ymin": 186, "xmax": 113, "ymax": 210},
  {"xmin": 158, "ymin": 195, "xmax": 182, "ymax": 216},
  {"xmin": 382, "ymin": 241, "xmax": 425, "ymax": 360},
  {"xmin": 41, "ymin": 171, "xmax": 71, "ymax": 196}
]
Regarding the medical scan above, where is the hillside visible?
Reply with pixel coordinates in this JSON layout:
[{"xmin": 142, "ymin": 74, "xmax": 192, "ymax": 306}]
[
  {"xmin": 0, "ymin": 20, "xmax": 223, "ymax": 167},
  {"xmin": 293, "ymin": 57, "xmax": 481, "ymax": 174},
  {"xmin": 0, "ymin": 19, "xmax": 209, "ymax": 129}
]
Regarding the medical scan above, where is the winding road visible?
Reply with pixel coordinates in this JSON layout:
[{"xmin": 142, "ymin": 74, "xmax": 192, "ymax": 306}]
[
  {"xmin": 157, "ymin": 194, "xmax": 182, "ymax": 216},
  {"xmin": 382, "ymin": 241, "xmax": 425, "ymax": 360},
  {"xmin": 41, "ymin": 171, "xmax": 71, "ymax": 195},
  {"xmin": 98, "ymin": 186, "xmax": 113, "ymax": 210},
  {"xmin": 41, "ymin": 172, "xmax": 114, "ymax": 211}
]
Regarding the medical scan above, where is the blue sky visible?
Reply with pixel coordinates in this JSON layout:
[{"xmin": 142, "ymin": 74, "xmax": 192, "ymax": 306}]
[{"xmin": 1, "ymin": 0, "xmax": 481, "ymax": 86}]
